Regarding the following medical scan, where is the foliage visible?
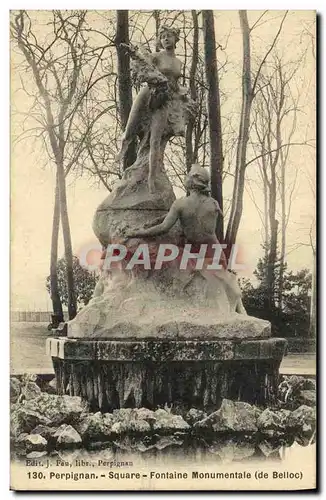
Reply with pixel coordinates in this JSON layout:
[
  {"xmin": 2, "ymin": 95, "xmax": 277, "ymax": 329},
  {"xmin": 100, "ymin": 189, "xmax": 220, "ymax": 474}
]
[
  {"xmin": 241, "ymin": 249, "xmax": 312, "ymax": 338},
  {"xmin": 46, "ymin": 256, "xmax": 98, "ymax": 308}
]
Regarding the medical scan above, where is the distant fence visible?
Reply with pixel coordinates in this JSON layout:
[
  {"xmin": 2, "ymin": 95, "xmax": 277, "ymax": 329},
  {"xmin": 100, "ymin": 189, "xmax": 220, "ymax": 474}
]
[{"xmin": 11, "ymin": 311, "xmax": 69, "ymax": 323}]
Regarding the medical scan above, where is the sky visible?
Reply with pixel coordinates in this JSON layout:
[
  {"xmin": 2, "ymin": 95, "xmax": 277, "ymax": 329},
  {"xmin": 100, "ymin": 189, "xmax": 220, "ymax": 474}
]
[{"xmin": 10, "ymin": 9, "xmax": 316, "ymax": 311}]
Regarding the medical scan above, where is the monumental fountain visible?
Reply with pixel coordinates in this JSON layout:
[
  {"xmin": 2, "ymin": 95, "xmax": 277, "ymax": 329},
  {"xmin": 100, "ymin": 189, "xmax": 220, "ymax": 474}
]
[{"xmin": 46, "ymin": 26, "xmax": 287, "ymax": 412}]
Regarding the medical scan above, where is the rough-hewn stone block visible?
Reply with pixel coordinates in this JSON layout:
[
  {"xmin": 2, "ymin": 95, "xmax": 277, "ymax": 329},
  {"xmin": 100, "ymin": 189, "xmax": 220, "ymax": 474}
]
[
  {"xmin": 234, "ymin": 338, "xmax": 287, "ymax": 360},
  {"xmin": 95, "ymin": 340, "xmax": 235, "ymax": 362},
  {"xmin": 46, "ymin": 338, "xmax": 97, "ymax": 360}
]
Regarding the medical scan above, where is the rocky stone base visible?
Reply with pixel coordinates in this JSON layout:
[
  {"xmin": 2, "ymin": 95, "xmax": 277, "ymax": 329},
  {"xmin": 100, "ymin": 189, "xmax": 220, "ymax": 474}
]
[
  {"xmin": 10, "ymin": 379, "xmax": 316, "ymax": 461},
  {"xmin": 47, "ymin": 337, "xmax": 286, "ymax": 411}
]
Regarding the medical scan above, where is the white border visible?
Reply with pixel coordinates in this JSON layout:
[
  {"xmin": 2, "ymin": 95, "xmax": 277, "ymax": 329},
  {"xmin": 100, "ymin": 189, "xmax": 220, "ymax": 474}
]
[{"xmin": 2, "ymin": 2, "xmax": 324, "ymax": 498}]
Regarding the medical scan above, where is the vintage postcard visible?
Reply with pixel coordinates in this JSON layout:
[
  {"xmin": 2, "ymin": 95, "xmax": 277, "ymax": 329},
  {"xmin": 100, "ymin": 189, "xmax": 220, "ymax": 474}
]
[{"xmin": 10, "ymin": 9, "xmax": 316, "ymax": 491}]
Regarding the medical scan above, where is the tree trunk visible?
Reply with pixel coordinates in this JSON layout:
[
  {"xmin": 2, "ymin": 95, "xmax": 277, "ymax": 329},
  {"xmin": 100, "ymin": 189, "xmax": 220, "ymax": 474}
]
[
  {"xmin": 266, "ymin": 216, "xmax": 278, "ymax": 311},
  {"xmin": 225, "ymin": 10, "xmax": 251, "ymax": 246},
  {"xmin": 50, "ymin": 170, "xmax": 64, "ymax": 323},
  {"xmin": 153, "ymin": 10, "xmax": 161, "ymax": 51},
  {"xmin": 263, "ymin": 175, "xmax": 269, "ymax": 260},
  {"xmin": 185, "ymin": 10, "xmax": 199, "ymax": 173},
  {"xmin": 264, "ymin": 133, "xmax": 279, "ymax": 311},
  {"xmin": 57, "ymin": 161, "xmax": 77, "ymax": 320},
  {"xmin": 278, "ymin": 156, "xmax": 286, "ymax": 310},
  {"xmin": 116, "ymin": 10, "xmax": 137, "ymax": 169},
  {"xmin": 309, "ymin": 249, "xmax": 316, "ymax": 337},
  {"xmin": 202, "ymin": 10, "xmax": 224, "ymax": 241}
]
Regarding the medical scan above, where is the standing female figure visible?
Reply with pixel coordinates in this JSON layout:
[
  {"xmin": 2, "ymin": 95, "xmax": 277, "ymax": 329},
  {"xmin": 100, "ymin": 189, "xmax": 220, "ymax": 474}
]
[{"xmin": 116, "ymin": 26, "xmax": 193, "ymax": 194}]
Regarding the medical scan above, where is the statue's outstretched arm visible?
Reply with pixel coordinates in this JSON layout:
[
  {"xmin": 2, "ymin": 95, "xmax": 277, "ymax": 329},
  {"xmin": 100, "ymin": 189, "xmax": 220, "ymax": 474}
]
[
  {"xmin": 128, "ymin": 201, "xmax": 180, "ymax": 238},
  {"xmin": 143, "ymin": 214, "xmax": 166, "ymax": 228}
]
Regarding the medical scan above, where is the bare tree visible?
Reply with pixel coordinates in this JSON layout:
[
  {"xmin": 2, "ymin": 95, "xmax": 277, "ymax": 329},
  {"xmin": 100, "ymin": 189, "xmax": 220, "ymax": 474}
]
[
  {"xmin": 277, "ymin": 128, "xmax": 298, "ymax": 309},
  {"xmin": 11, "ymin": 10, "xmax": 116, "ymax": 319},
  {"xmin": 115, "ymin": 10, "xmax": 137, "ymax": 169},
  {"xmin": 225, "ymin": 11, "xmax": 251, "ymax": 247},
  {"xmin": 49, "ymin": 171, "xmax": 64, "ymax": 323},
  {"xmin": 250, "ymin": 54, "xmax": 306, "ymax": 309},
  {"xmin": 202, "ymin": 10, "xmax": 224, "ymax": 241},
  {"xmin": 225, "ymin": 10, "xmax": 288, "ymax": 246},
  {"xmin": 305, "ymin": 21, "xmax": 316, "ymax": 338},
  {"xmin": 185, "ymin": 10, "xmax": 199, "ymax": 172}
]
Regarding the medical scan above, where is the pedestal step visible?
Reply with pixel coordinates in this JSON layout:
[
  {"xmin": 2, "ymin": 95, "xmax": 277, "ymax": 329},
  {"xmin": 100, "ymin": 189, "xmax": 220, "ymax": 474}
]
[{"xmin": 46, "ymin": 337, "xmax": 286, "ymax": 361}]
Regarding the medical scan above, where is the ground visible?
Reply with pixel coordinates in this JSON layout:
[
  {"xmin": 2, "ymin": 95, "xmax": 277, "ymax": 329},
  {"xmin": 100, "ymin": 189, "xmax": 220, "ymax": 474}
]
[
  {"xmin": 10, "ymin": 322, "xmax": 54, "ymax": 375},
  {"xmin": 10, "ymin": 322, "xmax": 316, "ymax": 376}
]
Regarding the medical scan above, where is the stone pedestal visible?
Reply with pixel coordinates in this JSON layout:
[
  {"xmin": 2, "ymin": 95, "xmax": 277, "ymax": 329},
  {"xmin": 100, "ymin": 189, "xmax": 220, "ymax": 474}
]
[{"xmin": 46, "ymin": 336, "xmax": 287, "ymax": 412}]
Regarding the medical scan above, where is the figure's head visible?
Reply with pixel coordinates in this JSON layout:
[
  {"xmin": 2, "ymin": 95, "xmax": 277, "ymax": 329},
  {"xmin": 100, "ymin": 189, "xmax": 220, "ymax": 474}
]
[
  {"xmin": 186, "ymin": 164, "xmax": 210, "ymax": 194},
  {"xmin": 157, "ymin": 26, "xmax": 180, "ymax": 50}
]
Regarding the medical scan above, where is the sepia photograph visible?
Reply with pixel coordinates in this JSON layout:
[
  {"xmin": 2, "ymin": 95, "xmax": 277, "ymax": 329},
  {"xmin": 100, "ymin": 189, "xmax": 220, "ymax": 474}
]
[{"xmin": 9, "ymin": 8, "xmax": 316, "ymax": 491}]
